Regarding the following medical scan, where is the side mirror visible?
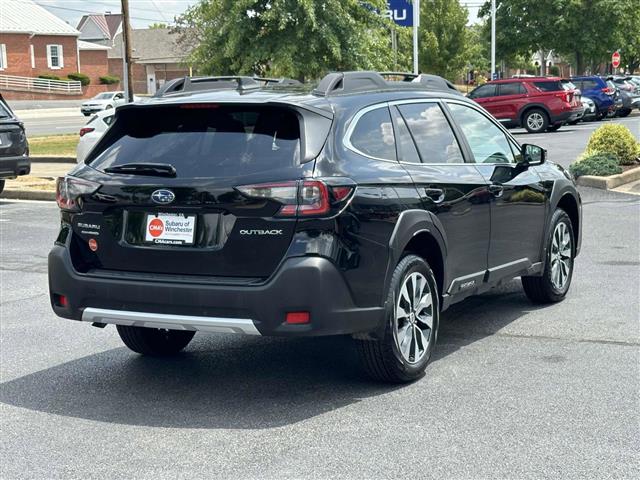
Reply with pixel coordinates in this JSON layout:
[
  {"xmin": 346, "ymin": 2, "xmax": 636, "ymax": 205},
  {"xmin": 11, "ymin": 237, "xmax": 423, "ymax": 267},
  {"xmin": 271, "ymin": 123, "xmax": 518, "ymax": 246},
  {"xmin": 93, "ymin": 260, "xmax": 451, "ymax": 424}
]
[{"xmin": 521, "ymin": 143, "xmax": 546, "ymax": 166}]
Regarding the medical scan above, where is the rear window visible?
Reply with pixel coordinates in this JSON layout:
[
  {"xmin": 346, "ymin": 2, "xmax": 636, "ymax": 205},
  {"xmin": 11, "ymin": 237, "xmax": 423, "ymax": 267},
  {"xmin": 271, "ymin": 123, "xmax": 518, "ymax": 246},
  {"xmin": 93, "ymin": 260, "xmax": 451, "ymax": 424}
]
[
  {"xmin": 88, "ymin": 105, "xmax": 301, "ymax": 177},
  {"xmin": 532, "ymin": 81, "xmax": 563, "ymax": 92}
]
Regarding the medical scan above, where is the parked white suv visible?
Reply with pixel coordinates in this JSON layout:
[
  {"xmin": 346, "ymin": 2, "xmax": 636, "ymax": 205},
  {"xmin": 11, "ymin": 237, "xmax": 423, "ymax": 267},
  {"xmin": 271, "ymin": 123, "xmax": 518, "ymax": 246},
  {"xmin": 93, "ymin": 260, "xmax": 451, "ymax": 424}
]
[
  {"xmin": 76, "ymin": 110, "xmax": 114, "ymax": 162},
  {"xmin": 80, "ymin": 91, "xmax": 126, "ymax": 116}
]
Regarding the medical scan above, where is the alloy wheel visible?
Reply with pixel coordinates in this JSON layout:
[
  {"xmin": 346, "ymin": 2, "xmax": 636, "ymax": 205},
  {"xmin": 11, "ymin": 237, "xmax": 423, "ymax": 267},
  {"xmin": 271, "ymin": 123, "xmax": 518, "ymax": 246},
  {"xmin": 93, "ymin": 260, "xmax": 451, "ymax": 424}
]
[
  {"xmin": 527, "ymin": 112, "xmax": 544, "ymax": 131},
  {"xmin": 394, "ymin": 272, "xmax": 434, "ymax": 364},
  {"xmin": 550, "ymin": 222, "xmax": 572, "ymax": 290}
]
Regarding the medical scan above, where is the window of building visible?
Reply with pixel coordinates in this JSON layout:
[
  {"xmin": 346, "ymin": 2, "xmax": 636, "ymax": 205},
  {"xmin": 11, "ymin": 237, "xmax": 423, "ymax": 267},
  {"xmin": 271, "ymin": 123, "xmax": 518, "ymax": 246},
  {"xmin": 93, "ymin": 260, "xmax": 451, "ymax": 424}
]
[
  {"xmin": 47, "ymin": 45, "xmax": 64, "ymax": 69},
  {"xmin": 0, "ymin": 44, "xmax": 7, "ymax": 70}
]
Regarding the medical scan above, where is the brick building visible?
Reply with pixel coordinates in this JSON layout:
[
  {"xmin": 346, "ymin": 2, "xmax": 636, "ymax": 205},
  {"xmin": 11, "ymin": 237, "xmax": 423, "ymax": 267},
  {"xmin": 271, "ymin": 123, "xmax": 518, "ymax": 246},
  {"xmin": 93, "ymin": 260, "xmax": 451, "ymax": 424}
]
[
  {"xmin": 0, "ymin": 0, "xmax": 81, "ymax": 78},
  {"xmin": 108, "ymin": 28, "xmax": 191, "ymax": 95}
]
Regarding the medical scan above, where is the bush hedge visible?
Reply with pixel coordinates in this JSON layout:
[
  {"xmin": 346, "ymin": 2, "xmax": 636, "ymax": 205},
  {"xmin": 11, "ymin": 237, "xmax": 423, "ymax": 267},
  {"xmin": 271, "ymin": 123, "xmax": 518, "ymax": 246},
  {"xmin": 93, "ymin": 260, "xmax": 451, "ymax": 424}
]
[
  {"xmin": 569, "ymin": 153, "xmax": 623, "ymax": 178},
  {"xmin": 585, "ymin": 124, "xmax": 640, "ymax": 165},
  {"xmin": 67, "ymin": 72, "xmax": 90, "ymax": 86},
  {"xmin": 37, "ymin": 74, "xmax": 61, "ymax": 81},
  {"xmin": 99, "ymin": 75, "xmax": 120, "ymax": 85}
]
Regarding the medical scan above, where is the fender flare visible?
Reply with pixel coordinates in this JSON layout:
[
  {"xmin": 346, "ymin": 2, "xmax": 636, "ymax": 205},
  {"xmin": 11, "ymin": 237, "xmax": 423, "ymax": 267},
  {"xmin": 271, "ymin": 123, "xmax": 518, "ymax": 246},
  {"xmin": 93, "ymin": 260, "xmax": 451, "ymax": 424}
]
[{"xmin": 383, "ymin": 209, "xmax": 448, "ymax": 301}]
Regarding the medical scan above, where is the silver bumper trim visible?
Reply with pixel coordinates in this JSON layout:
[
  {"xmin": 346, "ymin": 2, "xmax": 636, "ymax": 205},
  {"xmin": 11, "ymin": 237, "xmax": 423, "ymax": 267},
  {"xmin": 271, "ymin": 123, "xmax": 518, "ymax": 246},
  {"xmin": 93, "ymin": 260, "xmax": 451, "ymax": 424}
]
[{"xmin": 81, "ymin": 307, "xmax": 260, "ymax": 335}]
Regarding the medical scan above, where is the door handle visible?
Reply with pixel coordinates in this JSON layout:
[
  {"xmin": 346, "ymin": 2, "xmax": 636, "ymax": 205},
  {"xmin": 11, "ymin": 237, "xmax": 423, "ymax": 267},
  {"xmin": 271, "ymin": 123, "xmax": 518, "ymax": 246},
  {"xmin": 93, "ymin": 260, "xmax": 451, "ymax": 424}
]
[
  {"xmin": 425, "ymin": 188, "xmax": 445, "ymax": 204},
  {"xmin": 489, "ymin": 184, "xmax": 504, "ymax": 197}
]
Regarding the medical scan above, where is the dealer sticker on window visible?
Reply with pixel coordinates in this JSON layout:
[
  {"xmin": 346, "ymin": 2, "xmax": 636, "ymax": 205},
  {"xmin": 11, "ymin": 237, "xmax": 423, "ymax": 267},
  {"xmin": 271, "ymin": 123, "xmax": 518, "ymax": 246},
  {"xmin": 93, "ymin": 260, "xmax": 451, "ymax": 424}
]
[{"xmin": 145, "ymin": 213, "xmax": 196, "ymax": 245}]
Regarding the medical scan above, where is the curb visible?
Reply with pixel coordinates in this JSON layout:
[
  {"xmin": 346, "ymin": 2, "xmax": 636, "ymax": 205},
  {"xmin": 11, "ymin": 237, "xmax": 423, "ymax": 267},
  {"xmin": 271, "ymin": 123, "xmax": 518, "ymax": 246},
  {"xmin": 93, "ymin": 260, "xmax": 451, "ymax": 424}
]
[
  {"xmin": 1, "ymin": 190, "xmax": 56, "ymax": 201},
  {"xmin": 576, "ymin": 166, "xmax": 640, "ymax": 190},
  {"xmin": 30, "ymin": 156, "xmax": 76, "ymax": 164}
]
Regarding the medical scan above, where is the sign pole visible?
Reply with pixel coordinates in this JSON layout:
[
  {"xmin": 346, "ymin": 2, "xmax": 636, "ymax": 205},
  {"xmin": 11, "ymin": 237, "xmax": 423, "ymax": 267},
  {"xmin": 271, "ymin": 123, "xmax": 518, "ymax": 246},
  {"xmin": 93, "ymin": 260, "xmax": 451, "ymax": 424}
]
[
  {"xmin": 491, "ymin": 0, "xmax": 496, "ymax": 79},
  {"xmin": 413, "ymin": 0, "xmax": 420, "ymax": 74}
]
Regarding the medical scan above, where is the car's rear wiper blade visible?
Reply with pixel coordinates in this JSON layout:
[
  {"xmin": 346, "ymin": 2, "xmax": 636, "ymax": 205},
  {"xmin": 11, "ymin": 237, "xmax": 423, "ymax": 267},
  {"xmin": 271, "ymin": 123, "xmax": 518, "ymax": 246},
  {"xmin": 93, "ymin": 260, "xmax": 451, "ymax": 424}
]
[{"xmin": 104, "ymin": 163, "xmax": 177, "ymax": 177}]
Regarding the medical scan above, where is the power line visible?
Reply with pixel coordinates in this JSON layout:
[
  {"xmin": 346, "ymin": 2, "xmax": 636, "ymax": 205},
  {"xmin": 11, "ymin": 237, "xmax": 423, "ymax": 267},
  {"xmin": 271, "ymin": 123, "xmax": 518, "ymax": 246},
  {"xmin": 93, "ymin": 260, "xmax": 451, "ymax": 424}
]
[{"xmin": 31, "ymin": 1, "xmax": 168, "ymax": 23}]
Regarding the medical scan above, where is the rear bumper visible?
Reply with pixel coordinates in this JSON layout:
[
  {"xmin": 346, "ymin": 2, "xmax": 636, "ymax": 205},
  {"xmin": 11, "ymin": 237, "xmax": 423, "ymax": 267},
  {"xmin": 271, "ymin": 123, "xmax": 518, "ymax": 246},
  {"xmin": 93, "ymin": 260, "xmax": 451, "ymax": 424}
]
[
  {"xmin": 0, "ymin": 155, "xmax": 30, "ymax": 179},
  {"xmin": 550, "ymin": 107, "xmax": 583, "ymax": 124},
  {"xmin": 48, "ymin": 244, "xmax": 384, "ymax": 337}
]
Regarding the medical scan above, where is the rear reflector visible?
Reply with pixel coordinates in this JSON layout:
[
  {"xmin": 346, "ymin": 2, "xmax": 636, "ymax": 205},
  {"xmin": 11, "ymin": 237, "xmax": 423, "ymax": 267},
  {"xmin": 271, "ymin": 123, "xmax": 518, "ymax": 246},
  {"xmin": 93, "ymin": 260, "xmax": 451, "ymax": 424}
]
[
  {"xmin": 54, "ymin": 294, "xmax": 68, "ymax": 307},
  {"xmin": 286, "ymin": 312, "xmax": 310, "ymax": 324},
  {"xmin": 79, "ymin": 127, "xmax": 95, "ymax": 137}
]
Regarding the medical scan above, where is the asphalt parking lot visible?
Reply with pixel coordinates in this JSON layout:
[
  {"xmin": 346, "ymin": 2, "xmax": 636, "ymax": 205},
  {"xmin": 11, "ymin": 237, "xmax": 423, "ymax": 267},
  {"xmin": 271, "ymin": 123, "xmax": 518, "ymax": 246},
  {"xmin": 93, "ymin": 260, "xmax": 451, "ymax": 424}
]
[{"xmin": 1, "ymin": 121, "xmax": 639, "ymax": 478}]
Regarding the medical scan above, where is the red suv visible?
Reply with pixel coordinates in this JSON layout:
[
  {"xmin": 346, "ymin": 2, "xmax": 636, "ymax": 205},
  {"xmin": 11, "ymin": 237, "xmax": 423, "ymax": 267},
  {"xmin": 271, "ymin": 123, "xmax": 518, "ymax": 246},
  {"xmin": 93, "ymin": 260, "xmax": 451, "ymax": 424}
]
[{"xmin": 467, "ymin": 77, "xmax": 583, "ymax": 133}]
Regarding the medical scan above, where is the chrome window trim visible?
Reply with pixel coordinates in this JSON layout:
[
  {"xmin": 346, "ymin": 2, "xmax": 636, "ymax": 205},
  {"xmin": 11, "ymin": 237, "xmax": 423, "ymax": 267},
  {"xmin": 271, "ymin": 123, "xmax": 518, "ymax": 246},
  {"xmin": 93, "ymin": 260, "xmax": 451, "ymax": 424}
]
[{"xmin": 342, "ymin": 102, "xmax": 397, "ymax": 163}]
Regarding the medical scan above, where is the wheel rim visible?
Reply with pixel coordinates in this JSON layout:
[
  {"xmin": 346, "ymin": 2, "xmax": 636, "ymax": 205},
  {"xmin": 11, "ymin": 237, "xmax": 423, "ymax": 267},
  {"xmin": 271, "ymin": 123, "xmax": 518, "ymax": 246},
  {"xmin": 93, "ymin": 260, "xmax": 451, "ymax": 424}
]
[
  {"xmin": 527, "ymin": 112, "xmax": 544, "ymax": 131},
  {"xmin": 550, "ymin": 222, "xmax": 572, "ymax": 290},
  {"xmin": 394, "ymin": 272, "xmax": 434, "ymax": 364}
]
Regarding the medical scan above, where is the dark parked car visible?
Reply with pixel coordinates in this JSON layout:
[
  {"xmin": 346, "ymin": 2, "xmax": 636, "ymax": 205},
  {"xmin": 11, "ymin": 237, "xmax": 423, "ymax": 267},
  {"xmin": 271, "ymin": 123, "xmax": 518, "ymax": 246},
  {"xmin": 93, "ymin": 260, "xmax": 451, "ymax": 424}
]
[
  {"xmin": 0, "ymin": 94, "xmax": 30, "ymax": 194},
  {"xmin": 467, "ymin": 77, "xmax": 583, "ymax": 133},
  {"xmin": 570, "ymin": 76, "xmax": 616, "ymax": 119},
  {"xmin": 48, "ymin": 72, "xmax": 582, "ymax": 382},
  {"xmin": 609, "ymin": 77, "xmax": 640, "ymax": 116}
]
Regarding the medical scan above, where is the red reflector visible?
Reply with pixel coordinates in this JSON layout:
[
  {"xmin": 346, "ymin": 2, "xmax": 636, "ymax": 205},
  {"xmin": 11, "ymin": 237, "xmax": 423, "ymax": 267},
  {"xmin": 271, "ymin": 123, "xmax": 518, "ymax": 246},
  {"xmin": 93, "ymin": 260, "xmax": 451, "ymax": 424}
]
[
  {"xmin": 88, "ymin": 238, "xmax": 98, "ymax": 252},
  {"xmin": 79, "ymin": 127, "xmax": 95, "ymax": 137},
  {"xmin": 55, "ymin": 294, "xmax": 68, "ymax": 307},
  {"xmin": 286, "ymin": 312, "xmax": 310, "ymax": 324},
  {"xmin": 331, "ymin": 186, "xmax": 353, "ymax": 202}
]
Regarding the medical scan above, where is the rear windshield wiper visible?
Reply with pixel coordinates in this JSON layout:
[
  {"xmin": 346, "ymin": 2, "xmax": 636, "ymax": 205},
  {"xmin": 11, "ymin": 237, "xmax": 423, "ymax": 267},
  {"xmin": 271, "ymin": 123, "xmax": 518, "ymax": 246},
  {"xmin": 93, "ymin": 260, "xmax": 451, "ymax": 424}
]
[{"xmin": 104, "ymin": 163, "xmax": 177, "ymax": 177}]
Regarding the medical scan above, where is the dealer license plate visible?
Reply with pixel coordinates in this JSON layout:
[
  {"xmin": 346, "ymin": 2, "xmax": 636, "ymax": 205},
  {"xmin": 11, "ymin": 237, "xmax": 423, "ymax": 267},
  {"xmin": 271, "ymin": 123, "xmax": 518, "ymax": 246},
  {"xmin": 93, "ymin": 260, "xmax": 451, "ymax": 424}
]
[{"xmin": 145, "ymin": 213, "xmax": 196, "ymax": 245}]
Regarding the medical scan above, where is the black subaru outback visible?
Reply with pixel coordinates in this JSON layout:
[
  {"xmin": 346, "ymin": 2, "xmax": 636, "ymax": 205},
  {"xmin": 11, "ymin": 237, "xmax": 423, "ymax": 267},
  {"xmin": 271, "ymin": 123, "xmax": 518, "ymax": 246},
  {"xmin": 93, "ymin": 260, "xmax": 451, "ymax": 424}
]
[{"xmin": 48, "ymin": 72, "xmax": 582, "ymax": 382}]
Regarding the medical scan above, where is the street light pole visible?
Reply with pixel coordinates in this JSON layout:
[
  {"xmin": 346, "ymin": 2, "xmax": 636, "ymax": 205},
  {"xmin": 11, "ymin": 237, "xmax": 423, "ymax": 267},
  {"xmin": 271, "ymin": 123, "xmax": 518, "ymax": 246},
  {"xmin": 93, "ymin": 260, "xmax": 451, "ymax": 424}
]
[
  {"xmin": 121, "ymin": 0, "xmax": 134, "ymax": 102},
  {"xmin": 491, "ymin": 0, "xmax": 496, "ymax": 79},
  {"xmin": 413, "ymin": 0, "xmax": 420, "ymax": 74}
]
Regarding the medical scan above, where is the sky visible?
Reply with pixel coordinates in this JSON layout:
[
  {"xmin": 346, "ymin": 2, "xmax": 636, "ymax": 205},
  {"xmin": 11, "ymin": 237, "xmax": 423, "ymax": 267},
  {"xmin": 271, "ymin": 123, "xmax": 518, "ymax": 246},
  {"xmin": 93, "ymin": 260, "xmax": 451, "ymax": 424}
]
[{"xmin": 35, "ymin": 0, "xmax": 481, "ymax": 30}]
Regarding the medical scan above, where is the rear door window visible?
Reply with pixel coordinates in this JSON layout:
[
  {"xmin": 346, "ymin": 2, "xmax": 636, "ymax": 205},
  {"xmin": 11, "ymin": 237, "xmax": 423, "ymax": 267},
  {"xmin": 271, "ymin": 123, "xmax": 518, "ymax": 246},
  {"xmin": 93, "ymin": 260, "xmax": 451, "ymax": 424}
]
[
  {"xmin": 88, "ymin": 105, "xmax": 301, "ymax": 177},
  {"xmin": 397, "ymin": 102, "xmax": 464, "ymax": 164},
  {"xmin": 348, "ymin": 107, "xmax": 396, "ymax": 161},
  {"xmin": 498, "ymin": 83, "xmax": 525, "ymax": 96},
  {"xmin": 533, "ymin": 81, "xmax": 563, "ymax": 92}
]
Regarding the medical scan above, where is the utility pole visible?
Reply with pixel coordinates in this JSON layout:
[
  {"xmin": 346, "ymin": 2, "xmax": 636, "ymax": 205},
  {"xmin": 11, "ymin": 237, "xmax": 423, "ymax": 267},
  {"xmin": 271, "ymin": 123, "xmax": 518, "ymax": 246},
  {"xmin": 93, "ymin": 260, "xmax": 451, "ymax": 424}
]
[
  {"xmin": 413, "ymin": 0, "xmax": 420, "ymax": 75},
  {"xmin": 490, "ymin": 0, "xmax": 496, "ymax": 79},
  {"xmin": 121, "ymin": 0, "xmax": 134, "ymax": 102}
]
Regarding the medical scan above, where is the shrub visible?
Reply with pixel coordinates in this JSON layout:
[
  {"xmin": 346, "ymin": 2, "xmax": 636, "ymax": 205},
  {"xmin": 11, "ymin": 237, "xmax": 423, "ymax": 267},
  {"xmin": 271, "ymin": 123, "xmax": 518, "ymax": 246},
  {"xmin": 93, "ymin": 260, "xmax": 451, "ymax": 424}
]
[
  {"xmin": 569, "ymin": 153, "xmax": 623, "ymax": 178},
  {"xmin": 99, "ymin": 75, "xmax": 120, "ymax": 85},
  {"xmin": 37, "ymin": 74, "xmax": 61, "ymax": 81},
  {"xmin": 67, "ymin": 72, "xmax": 90, "ymax": 86},
  {"xmin": 548, "ymin": 65, "xmax": 560, "ymax": 76},
  {"xmin": 585, "ymin": 123, "xmax": 640, "ymax": 165}
]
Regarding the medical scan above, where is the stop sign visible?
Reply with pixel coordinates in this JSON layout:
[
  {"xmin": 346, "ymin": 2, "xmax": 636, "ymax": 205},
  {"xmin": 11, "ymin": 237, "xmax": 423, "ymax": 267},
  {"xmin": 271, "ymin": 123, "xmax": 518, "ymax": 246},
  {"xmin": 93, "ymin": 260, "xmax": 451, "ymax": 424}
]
[{"xmin": 612, "ymin": 51, "xmax": 621, "ymax": 68}]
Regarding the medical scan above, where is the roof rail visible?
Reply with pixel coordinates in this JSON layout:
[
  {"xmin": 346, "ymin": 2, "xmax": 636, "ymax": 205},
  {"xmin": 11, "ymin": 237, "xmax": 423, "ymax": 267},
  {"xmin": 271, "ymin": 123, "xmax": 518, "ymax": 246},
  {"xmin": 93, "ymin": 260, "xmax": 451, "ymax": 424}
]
[
  {"xmin": 254, "ymin": 77, "xmax": 302, "ymax": 86},
  {"xmin": 313, "ymin": 71, "xmax": 462, "ymax": 97},
  {"xmin": 379, "ymin": 72, "xmax": 418, "ymax": 82},
  {"xmin": 154, "ymin": 76, "xmax": 262, "ymax": 97}
]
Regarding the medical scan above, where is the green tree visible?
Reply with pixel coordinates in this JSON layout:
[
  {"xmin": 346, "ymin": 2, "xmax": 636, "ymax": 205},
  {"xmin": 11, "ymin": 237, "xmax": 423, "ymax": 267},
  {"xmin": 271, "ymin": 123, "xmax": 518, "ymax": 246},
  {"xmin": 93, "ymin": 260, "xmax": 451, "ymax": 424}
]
[
  {"xmin": 174, "ymin": 0, "xmax": 396, "ymax": 81},
  {"xmin": 414, "ymin": 0, "xmax": 470, "ymax": 80}
]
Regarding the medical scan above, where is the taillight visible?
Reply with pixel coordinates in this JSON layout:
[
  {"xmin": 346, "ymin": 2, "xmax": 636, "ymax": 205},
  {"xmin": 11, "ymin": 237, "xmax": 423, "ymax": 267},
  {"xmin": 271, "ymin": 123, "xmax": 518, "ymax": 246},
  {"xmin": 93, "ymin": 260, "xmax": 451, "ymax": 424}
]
[
  {"xmin": 236, "ymin": 180, "xmax": 354, "ymax": 217},
  {"xmin": 79, "ymin": 127, "xmax": 95, "ymax": 137},
  {"xmin": 555, "ymin": 91, "xmax": 571, "ymax": 103},
  {"xmin": 56, "ymin": 176, "xmax": 101, "ymax": 211},
  {"xmin": 602, "ymin": 87, "xmax": 615, "ymax": 95}
]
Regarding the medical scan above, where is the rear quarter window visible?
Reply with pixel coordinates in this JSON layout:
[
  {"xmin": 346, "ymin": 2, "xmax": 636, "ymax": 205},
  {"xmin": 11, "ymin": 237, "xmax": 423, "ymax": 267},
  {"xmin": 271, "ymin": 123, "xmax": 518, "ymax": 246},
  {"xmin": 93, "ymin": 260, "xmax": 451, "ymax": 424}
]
[
  {"xmin": 348, "ymin": 107, "xmax": 396, "ymax": 161},
  {"xmin": 532, "ymin": 81, "xmax": 563, "ymax": 92}
]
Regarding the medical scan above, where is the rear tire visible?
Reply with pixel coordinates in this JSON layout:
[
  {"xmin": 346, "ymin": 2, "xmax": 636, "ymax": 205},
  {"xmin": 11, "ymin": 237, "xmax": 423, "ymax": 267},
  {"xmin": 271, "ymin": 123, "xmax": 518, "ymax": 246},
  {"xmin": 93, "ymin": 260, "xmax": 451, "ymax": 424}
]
[
  {"xmin": 0, "ymin": 179, "xmax": 4, "ymax": 194},
  {"xmin": 522, "ymin": 209, "xmax": 575, "ymax": 304},
  {"xmin": 116, "ymin": 325, "xmax": 195, "ymax": 356},
  {"xmin": 617, "ymin": 108, "xmax": 632, "ymax": 117},
  {"xmin": 356, "ymin": 254, "xmax": 439, "ymax": 383},
  {"xmin": 523, "ymin": 109, "xmax": 549, "ymax": 133},
  {"xmin": 546, "ymin": 124, "xmax": 562, "ymax": 132}
]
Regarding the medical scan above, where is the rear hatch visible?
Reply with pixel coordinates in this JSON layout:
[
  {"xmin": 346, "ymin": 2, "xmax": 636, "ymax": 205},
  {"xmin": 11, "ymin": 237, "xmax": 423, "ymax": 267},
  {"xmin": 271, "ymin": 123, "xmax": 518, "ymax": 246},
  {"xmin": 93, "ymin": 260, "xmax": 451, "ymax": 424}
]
[
  {"xmin": 70, "ymin": 102, "xmax": 331, "ymax": 280},
  {"xmin": 532, "ymin": 79, "xmax": 581, "ymax": 107}
]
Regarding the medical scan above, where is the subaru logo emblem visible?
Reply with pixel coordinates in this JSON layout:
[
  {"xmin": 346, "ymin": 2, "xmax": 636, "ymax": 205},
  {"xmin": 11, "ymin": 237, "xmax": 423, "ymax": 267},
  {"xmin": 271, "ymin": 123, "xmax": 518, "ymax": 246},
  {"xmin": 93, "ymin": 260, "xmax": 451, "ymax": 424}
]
[{"xmin": 151, "ymin": 189, "xmax": 175, "ymax": 205}]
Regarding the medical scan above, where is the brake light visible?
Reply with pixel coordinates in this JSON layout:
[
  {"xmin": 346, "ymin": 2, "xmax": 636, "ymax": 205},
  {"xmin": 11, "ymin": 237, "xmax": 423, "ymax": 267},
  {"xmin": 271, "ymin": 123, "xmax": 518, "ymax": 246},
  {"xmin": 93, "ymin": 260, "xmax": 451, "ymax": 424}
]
[
  {"xmin": 79, "ymin": 127, "xmax": 95, "ymax": 137},
  {"xmin": 56, "ymin": 176, "xmax": 101, "ymax": 211},
  {"xmin": 555, "ymin": 91, "xmax": 572, "ymax": 103},
  {"xmin": 286, "ymin": 312, "xmax": 310, "ymax": 324},
  {"xmin": 602, "ymin": 87, "xmax": 615, "ymax": 95},
  {"xmin": 236, "ymin": 180, "xmax": 353, "ymax": 217}
]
